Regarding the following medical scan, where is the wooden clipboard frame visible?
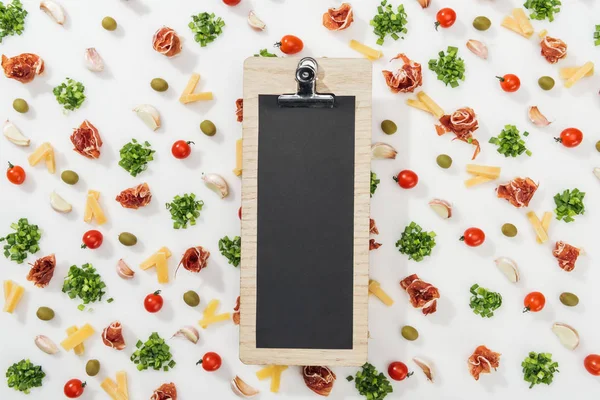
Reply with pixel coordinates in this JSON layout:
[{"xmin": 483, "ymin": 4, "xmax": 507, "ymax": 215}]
[{"xmin": 240, "ymin": 57, "xmax": 371, "ymax": 366}]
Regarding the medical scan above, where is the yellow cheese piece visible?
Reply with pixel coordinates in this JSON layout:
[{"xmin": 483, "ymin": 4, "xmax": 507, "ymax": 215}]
[
  {"xmin": 539, "ymin": 29, "xmax": 548, "ymax": 38},
  {"xmin": 140, "ymin": 247, "xmax": 172, "ymax": 270},
  {"xmin": 203, "ymin": 299, "xmax": 220, "ymax": 316},
  {"xmin": 180, "ymin": 92, "xmax": 214, "ymax": 104},
  {"xmin": 27, "ymin": 143, "xmax": 51, "ymax": 166},
  {"xmin": 464, "ymin": 175, "xmax": 494, "ymax": 188},
  {"xmin": 368, "ymin": 280, "xmax": 394, "ymax": 306},
  {"xmin": 416, "ymin": 91, "xmax": 444, "ymax": 119},
  {"xmin": 83, "ymin": 191, "xmax": 100, "ymax": 222},
  {"xmin": 527, "ymin": 211, "xmax": 548, "ymax": 243},
  {"xmin": 180, "ymin": 73, "xmax": 201, "ymax": 98},
  {"xmin": 101, "ymin": 378, "xmax": 127, "ymax": 400},
  {"xmin": 116, "ymin": 371, "xmax": 128, "ymax": 400},
  {"xmin": 256, "ymin": 366, "xmax": 276, "ymax": 380},
  {"xmin": 466, "ymin": 164, "xmax": 501, "ymax": 179},
  {"xmin": 512, "ymin": 8, "xmax": 533, "ymax": 36},
  {"xmin": 61, "ymin": 323, "xmax": 95, "ymax": 352},
  {"xmin": 44, "ymin": 148, "xmax": 56, "ymax": 174},
  {"xmin": 349, "ymin": 40, "xmax": 383, "ymax": 60},
  {"xmin": 4, "ymin": 280, "xmax": 14, "ymax": 301},
  {"xmin": 66, "ymin": 326, "xmax": 85, "ymax": 355},
  {"xmin": 87, "ymin": 193, "xmax": 107, "ymax": 225},
  {"xmin": 155, "ymin": 252, "xmax": 169, "ymax": 284},
  {"xmin": 3, "ymin": 282, "xmax": 24, "ymax": 313},
  {"xmin": 199, "ymin": 313, "xmax": 231, "ymax": 329},
  {"xmin": 565, "ymin": 62, "xmax": 594, "ymax": 88},
  {"xmin": 256, "ymin": 365, "xmax": 288, "ymax": 393},
  {"xmin": 560, "ymin": 66, "xmax": 594, "ymax": 80},
  {"xmin": 406, "ymin": 99, "xmax": 432, "ymax": 114},
  {"xmin": 536, "ymin": 212, "xmax": 553, "ymax": 244},
  {"xmin": 233, "ymin": 139, "xmax": 243, "ymax": 176},
  {"xmin": 501, "ymin": 16, "xmax": 532, "ymax": 38}
]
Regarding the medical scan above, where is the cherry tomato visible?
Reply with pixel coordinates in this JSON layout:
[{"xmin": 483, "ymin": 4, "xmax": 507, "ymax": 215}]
[
  {"xmin": 460, "ymin": 228, "xmax": 485, "ymax": 247},
  {"xmin": 222, "ymin": 0, "xmax": 241, "ymax": 5},
  {"xmin": 198, "ymin": 352, "xmax": 222, "ymax": 371},
  {"xmin": 496, "ymin": 74, "xmax": 520, "ymax": 92},
  {"xmin": 388, "ymin": 361, "xmax": 413, "ymax": 381},
  {"xmin": 81, "ymin": 230, "xmax": 103, "ymax": 249},
  {"xmin": 584, "ymin": 354, "xmax": 600, "ymax": 376},
  {"xmin": 172, "ymin": 140, "xmax": 194, "ymax": 159},
  {"xmin": 64, "ymin": 379, "xmax": 86, "ymax": 398},
  {"xmin": 393, "ymin": 170, "xmax": 418, "ymax": 189},
  {"xmin": 523, "ymin": 291, "xmax": 545, "ymax": 313},
  {"xmin": 238, "ymin": 206, "xmax": 242, "ymax": 220},
  {"xmin": 435, "ymin": 8, "xmax": 456, "ymax": 30},
  {"xmin": 275, "ymin": 35, "xmax": 303, "ymax": 55},
  {"xmin": 6, "ymin": 162, "xmax": 25, "ymax": 185},
  {"xmin": 556, "ymin": 128, "xmax": 583, "ymax": 148},
  {"xmin": 144, "ymin": 290, "xmax": 164, "ymax": 313}
]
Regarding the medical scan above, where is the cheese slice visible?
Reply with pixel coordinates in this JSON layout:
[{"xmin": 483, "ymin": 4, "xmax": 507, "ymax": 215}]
[
  {"xmin": 86, "ymin": 193, "xmax": 107, "ymax": 225},
  {"xmin": 349, "ymin": 40, "xmax": 383, "ymax": 60},
  {"xmin": 560, "ymin": 66, "xmax": 594, "ymax": 80},
  {"xmin": 65, "ymin": 326, "xmax": 85, "ymax": 355},
  {"xmin": 536, "ymin": 212, "xmax": 553, "ymax": 244},
  {"xmin": 3, "ymin": 282, "xmax": 24, "ymax": 313},
  {"xmin": 256, "ymin": 365, "xmax": 288, "ymax": 393},
  {"xmin": 155, "ymin": 252, "xmax": 169, "ymax": 284},
  {"xmin": 368, "ymin": 280, "xmax": 394, "ymax": 306},
  {"xmin": 140, "ymin": 247, "xmax": 172, "ymax": 270},
  {"xmin": 61, "ymin": 323, "xmax": 95, "ymax": 352},
  {"xmin": 565, "ymin": 62, "xmax": 594, "ymax": 88},
  {"xmin": 464, "ymin": 175, "xmax": 494, "ymax": 188},
  {"xmin": 512, "ymin": 8, "xmax": 533, "ymax": 36},
  {"xmin": 181, "ymin": 73, "xmax": 201, "ymax": 98},
  {"xmin": 203, "ymin": 299, "xmax": 220, "ymax": 317},
  {"xmin": 116, "ymin": 371, "xmax": 128, "ymax": 400},
  {"xmin": 501, "ymin": 16, "xmax": 532, "ymax": 38},
  {"xmin": 199, "ymin": 312, "xmax": 231, "ymax": 329},
  {"xmin": 539, "ymin": 29, "xmax": 548, "ymax": 38},
  {"xmin": 28, "ymin": 143, "xmax": 52, "ymax": 166},
  {"xmin": 83, "ymin": 190, "xmax": 100, "ymax": 222},
  {"xmin": 527, "ymin": 211, "xmax": 548, "ymax": 243},
  {"xmin": 101, "ymin": 378, "xmax": 128, "ymax": 400},
  {"xmin": 406, "ymin": 99, "xmax": 432, "ymax": 114},
  {"xmin": 233, "ymin": 139, "xmax": 243, "ymax": 176},
  {"xmin": 466, "ymin": 164, "xmax": 501, "ymax": 179},
  {"xmin": 179, "ymin": 92, "xmax": 213, "ymax": 104},
  {"xmin": 44, "ymin": 147, "xmax": 56, "ymax": 174},
  {"xmin": 256, "ymin": 365, "xmax": 277, "ymax": 380},
  {"xmin": 4, "ymin": 280, "xmax": 14, "ymax": 301},
  {"xmin": 416, "ymin": 91, "xmax": 444, "ymax": 119}
]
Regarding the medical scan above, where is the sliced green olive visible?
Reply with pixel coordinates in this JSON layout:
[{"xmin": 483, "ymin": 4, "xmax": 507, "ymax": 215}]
[
  {"xmin": 538, "ymin": 76, "xmax": 555, "ymax": 91},
  {"xmin": 473, "ymin": 16, "xmax": 491, "ymax": 31},
  {"xmin": 501, "ymin": 223, "xmax": 518, "ymax": 237},
  {"xmin": 559, "ymin": 292, "xmax": 579, "ymax": 307},
  {"xmin": 13, "ymin": 98, "xmax": 29, "ymax": 113},
  {"xmin": 401, "ymin": 325, "xmax": 419, "ymax": 341},
  {"xmin": 436, "ymin": 154, "xmax": 452, "ymax": 169},
  {"xmin": 102, "ymin": 16, "xmax": 117, "ymax": 31},
  {"xmin": 381, "ymin": 120, "xmax": 397, "ymax": 135},
  {"xmin": 183, "ymin": 290, "xmax": 200, "ymax": 307},
  {"xmin": 61, "ymin": 170, "xmax": 79, "ymax": 185},
  {"xmin": 118, "ymin": 232, "xmax": 137, "ymax": 246},
  {"xmin": 595, "ymin": 140, "xmax": 600, "ymax": 152},
  {"xmin": 151, "ymin": 78, "xmax": 169, "ymax": 92},
  {"xmin": 86, "ymin": 359, "xmax": 101, "ymax": 376},
  {"xmin": 36, "ymin": 306, "xmax": 55, "ymax": 321},
  {"xmin": 200, "ymin": 120, "xmax": 216, "ymax": 136}
]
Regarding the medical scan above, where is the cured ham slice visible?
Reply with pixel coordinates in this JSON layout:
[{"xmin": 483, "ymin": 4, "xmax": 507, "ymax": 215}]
[
  {"xmin": 400, "ymin": 274, "xmax": 440, "ymax": 315},
  {"xmin": 115, "ymin": 183, "xmax": 152, "ymax": 209},
  {"xmin": 101, "ymin": 321, "xmax": 126, "ymax": 350},
  {"xmin": 233, "ymin": 296, "xmax": 240, "ymax": 325},
  {"xmin": 540, "ymin": 36, "xmax": 567, "ymax": 64},
  {"xmin": 468, "ymin": 345, "xmax": 500, "ymax": 380},
  {"xmin": 1, "ymin": 53, "xmax": 44, "ymax": 83},
  {"xmin": 235, "ymin": 98, "xmax": 243, "ymax": 122},
  {"xmin": 70, "ymin": 120, "xmax": 103, "ymax": 159},
  {"xmin": 152, "ymin": 27, "xmax": 182, "ymax": 58},
  {"xmin": 436, "ymin": 108, "xmax": 480, "ymax": 160},
  {"xmin": 369, "ymin": 239, "xmax": 382, "ymax": 250},
  {"xmin": 496, "ymin": 177, "xmax": 538, "ymax": 208},
  {"xmin": 322, "ymin": 3, "xmax": 354, "ymax": 31},
  {"xmin": 151, "ymin": 383, "xmax": 177, "ymax": 400},
  {"xmin": 303, "ymin": 366, "xmax": 336, "ymax": 397},
  {"xmin": 177, "ymin": 246, "xmax": 210, "ymax": 273},
  {"xmin": 553, "ymin": 241, "xmax": 580, "ymax": 272},
  {"xmin": 382, "ymin": 54, "xmax": 423, "ymax": 93},
  {"xmin": 369, "ymin": 219, "xmax": 379, "ymax": 235},
  {"xmin": 27, "ymin": 254, "xmax": 56, "ymax": 288}
]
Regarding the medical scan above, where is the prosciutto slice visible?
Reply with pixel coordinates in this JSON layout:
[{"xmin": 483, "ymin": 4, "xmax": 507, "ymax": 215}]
[
  {"xmin": 235, "ymin": 98, "xmax": 244, "ymax": 122},
  {"xmin": 303, "ymin": 366, "xmax": 336, "ymax": 397},
  {"xmin": 400, "ymin": 274, "xmax": 440, "ymax": 315},
  {"xmin": 369, "ymin": 239, "xmax": 382, "ymax": 250},
  {"xmin": 540, "ymin": 36, "xmax": 567, "ymax": 64},
  {"xmin": 382, "ymin": 54, "xmax": 423, "ymax": 93},
  {"xmin": 233, "ymin": 296, "xmax": 240, "ymax": 325},
  {"xmin": 496, "ymin": 177, "xmax": 538, "ymax": 208},
  {"xmin": 101, "ymin": 321, "xmax": 126, "ymax": 350},
  {"xmin": 27, "ymin": 254, "xmax": 56, "ymax": 288},
  {"xmin": 322, "ymin": 3, "xmax": 354, "ymax": 31},
  {"xmin": 436, "ymin": 108, "xmax": 480, "ymax": 160},
  {"xmin": 553, "ymin": 241, "xmax": 580, "ymax": 272},
  {"xmin": 151, "ymin": 383, "xmax": 177, "ymax": 400},
  {"xmin": 1, "ymin": 53, "xmax": 44, "ymax": 83},
  {"xmin": 70, "ymin": 120, "xmax": 102, "ymax": 159},
  {"xmin": 468, "ymin": 345, "xmax": 500, "ymax": 380},
  {"xmin": 177, "ymin": 246, "xmax": 210, "ymax": 274},
  {"xmin": 115, "ymin": 183, "xmax": 152, "ymax": 209},
  {"xmin": 369, "ymin": 218, "xmax": 379, "ymax": 235},
  {"xmin": 152, "ymin": 27, "xmax": 182, "ymax": 58}
]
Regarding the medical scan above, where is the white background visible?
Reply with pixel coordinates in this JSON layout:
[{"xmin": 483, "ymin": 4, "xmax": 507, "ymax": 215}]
[{"xmin": 1, "ymin": 0, "xmax": 599, "ymax": 399}]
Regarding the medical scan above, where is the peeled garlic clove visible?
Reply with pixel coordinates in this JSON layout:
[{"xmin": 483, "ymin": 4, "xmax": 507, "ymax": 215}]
[
  {"xmin": 416, "ymin": 0, "xmax": 431, "ymax": 8},
  {"xmin": 50, "ymin": 191, "xmax": 72, "ymax": 213},
  {"xmin": 3, "ymin": 120, "xmax": 30, "ymax": 146},
  {"xmin": 413, "ymin": 357, "xmax": 434, "ymax": 382},
  {"xmin": 495, "ymin": 257, "xmax": 519, "ymax": 283},
  {"xmin": 40, "ymin": 1, "xmax": 65, "ymax": 25},
  {"xmin": 466, "ymin": 39, "xmax": 488, "ymax": 60},
  {"xmin": 133, "ymin": 104, "xmax": 161, "ymax": 131},
  {"xmin": 371, "ymin": 142, "xmax": 397, "ymax": 159},
  {"xmin": 84, "ymin": 48, "xmax": 104, "ymax": 72},
  {"xmin": 173, "ymin": 326, "xmax": 199, "ymax": 344},
  {"xmin": 593, "ymin": 167, "xmax": 600, "ymax": 180},
  {"xmin": 552, "ymin": 322, "xmax": 579, "ymax": 350},
  {"xmin": 116, "ymin": 259, "xmax": 135, "ymax": 279},
  {"xmin": 231, "ymin": 376, "xmax": 259, "ymax": 398},
  {"xmin": 429, "ymin": 199, "xmax": 452, "ymax": 219},
  {"xmin": 528, "ymin": 106, "xmax": 552, "ymax": 127},
  {"xmin": 248, "ymin": 11, "xmax": 266, "ymax": 30},
  {"xmin": 35, "ymin": 335, "xmax": 59, "ymax": 354},
  {"xmin": 203, "ymin": 173, "xmax": 229, "ymax": 199}
]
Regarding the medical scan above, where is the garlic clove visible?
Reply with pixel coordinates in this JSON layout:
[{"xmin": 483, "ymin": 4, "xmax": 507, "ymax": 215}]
[
  {"xmin": 116, "ymin": 259, "xmax": 135, "ymax": 279},
  {"xmin": 466, "ymin": 39, "xmax": 488, "ymax": 60},
  {"xmin": 416, "ymin": 0, "xmax": 431, "ymax": 8},
  {"xmin": 528, "ymin": 106, "xmax": 552, "ymax": 127},
  {"xmin": 50, "ymin": 191, "xmax": 72, "ymax": 213},
  {"xmin": 35, "ymin": 335, "xmax": 59, "ymax": 354},
  {"xmin": 203, "ymin": 173, "xmax": 229, "ymax": 199},
  {"xmin": 371, "ymin": 142, "xmax": 397, "ymax": 159},
  {"xmin": 133, "ymin": 104, "xmax": 161, "ymax": 131},
  {"xmin": 495, "ymin": 257, "xmax": 519, "ymax": 283},
  {"xmin": 428, "ymin": 199, "xmax": 452, "ymax": 219},
  {"xmin": 40, "ymin": 1, "xmax": 66, "ymax": 25},
  {"xmin": 413, "ymin": 357, "xmax": 434, "ymax": 382},
  {"xmin": 84, "ymin": 48, "xmax": 104, "ymax": 72},
  {"xmin": 552, "ymin": 322, "xmax": 579, "ymax": 350},
  {"xmin": 3, "ymin": 120, "xmax": 30, "ymax": 146},
  {"xmin": 172, "ymin": 326, "xmax": 199, "ymax": 344},
  {"xmin": 231, "ymin": 376, "xmax": 259, "ymax": 398},
  {"xmin": 248, "ymin": 11, "xmax": 266, "ymax": 30},
  {"xmin": 594, "ymin": 167, "xmax": 600, "ymax": 180}
]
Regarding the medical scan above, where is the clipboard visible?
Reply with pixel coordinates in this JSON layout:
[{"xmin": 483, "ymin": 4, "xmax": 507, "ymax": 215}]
[{"xmin": 240, "ymin": 57, "xmax": 371, "ymax": 366}]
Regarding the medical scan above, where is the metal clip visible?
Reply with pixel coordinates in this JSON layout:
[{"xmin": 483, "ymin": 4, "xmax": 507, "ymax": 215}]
[{"xmin": 278, "ymin": 57, "xmax": 335, "ymax": 108}]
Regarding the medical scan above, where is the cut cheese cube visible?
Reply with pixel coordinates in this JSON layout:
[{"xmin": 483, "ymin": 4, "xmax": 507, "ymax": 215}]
[
  {"xmin": 368, "ymin": 280, "xmax": 394, "ymax": 306},
  {"xmin": 466, "ymin": 164, "xmax": 501, "ymax": 179},
  {"xmin": 179, "ymin": 92, "xmax": 214, "ymax": 104},
  {"xmin": 416, "ymin": 91, "xmax": 444, "ymax": 119},
  {"xmin": 565, "ymin": 62, "xmax": 594, "ymax": 88},
  {"xmin": 61, "ymin": 323, "xmax": 95, "ymax": 352},
  {"xmin": 406, "ymin": 99, "xmax": 432, "ymax": 114},
  {"xmin": 101, "ymin": 377, "xmax": 128, "ymax": 400},
  {"xmin": 527, "ymin": 211, "xmax": 548, "ymax": 243},
  {"xmin": 464, "ymin": 175, "xmax": 494, "ymax": 188},
  {"xmin": 4, "ymin": 280, "xmax": 14, "ymax": 301},
  {"xmin": 233, "ymin": 139, "xmax": 243, "ymax": 176},
  {"xmin": 116, "ymin": 371, "xmax": 128, "ymax": 400},
  {"xmin": 349, "ymin": 40, "xmax": 383, "ymax": 60},
  {"xmin": 181, "ymin": 73, "xmax": 201, "ymax": 98},
  {"xmin": 539, "ymin": 29, "xmax": 548, "ymax": 38},
  {"xmin": 28, "ymin": 143, "xmax": 52, "ymax": 166},
  {"xmin": 3, "ymin": 282, "xmax": 24, "ymax": 313},
  {"xmin": 155, "ymin": 252, "xmax": 169, "ymax": 284},
  {"xmin": 560, "ymin": 66, "xmax": 594, "ymax": 80},
  {"xmin": 66, "ymin": 326, "xmax": 85, "ymax": 355},
  {"xmin": 199, "ymin": 312, "xmax": 231, "ymax": 329},
  {"xmin": 536, "ymin": 211, "xmax": 553, "ymax": 244},
  {"xmin": 501, "ymin": 16, "xmax": 532, "ymax": 38},
  {"xmin": 203, "ymin": 299, "xmax": 220, "ymax": 316},
  {"xmin": 512, "ymin": 8, "xmax": 533, "ymax": 36},
  {"xmin": 86, "ymin": 193, "xmax": 107, "ymax": 225}
]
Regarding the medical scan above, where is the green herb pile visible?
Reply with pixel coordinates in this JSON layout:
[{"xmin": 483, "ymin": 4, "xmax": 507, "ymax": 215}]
[
  {"xmin": 0, "ymin": 0, "xmax": 27, "ymax": 43},
  {"xmin": 119, "ymin": 139, "xmax": 155, "ymax": 177},
  {"xmin": 52, "ymin": 78, "xmax": 86, "ymax": 111},
  {"xmin": 62, "ymin": 263, "xmax": 107, "ymax": 310},
  {"xmin": 370, "ymin": 0, "xmax": 408, "ymax": 45},
  {"xmin": 0, "ymin": 218, "xmax": 41, "ymax": 264},
  {"xmin": 395, "ymin": 222, "xmax": 436, "ymax": 262},
  {"xmin": 346, "ymin": 362, "xmax": 393, "ymax": 400},
  {"xmin": 131, "ymin": 333, "xmax": 176, "ymax": 371},
  {"xmin": 523, "ymin": 0, "xmax": 561, "ymax": 22},
  {"xmin": 489, "ymin": 124, "xmax": 531, "ymax": 157},
  {"xmin": 370, "ymin": 171, "xmax": 380, "ymax": 198},
  {"xmin": 254, "ymin": 49, "xmax": 277, "ymax": 57},
  {"xmin": 554, "ymin": 188, "xmax": 585, "ymax": 222},
  {"xmin": 219, "ymin": 235, "xmax": 241, "ymax": 267},
  {"xmin": 165, "ymin": 193, "xmax": 204, "ymax": 229},
  {"xmin": 595, "ymin": 25, "xmax": 600, "ymax": 46},
  {"xmin": 469, "ymin": 284, "xmax": 502, "ymax": 318},
  {"xmin": 5, "ymin": 359, "xmax": 45, "ymax": 394},
  {"xmin": 428, "ymin": 46, "xmax": 465, "ymax": 88},
  {"xmin": 189, "ymin": 12, "xmax": 224, "ymax": 47},
  {"xmin": 522, "ymin": 352, "xmax": 559, "ymax": 388}
]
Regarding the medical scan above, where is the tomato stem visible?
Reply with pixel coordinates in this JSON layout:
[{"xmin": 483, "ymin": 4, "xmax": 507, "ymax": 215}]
[
  {"xmin": 81, "ymin": 243, "xmax": 87, "ymax": 249},
  {"xmin": 187, "ymin": 141, "xmax": 195, "ymax": 145},
  {"xmin": 495, "ymin": 76, "xmax": 505, "ymax": 82},
  {"xmin": 7, "ymin": 161, "xmax": 14, "ymax": 170},
  {"xmin": 407, "ymin": 371, "xmax": 414, "ymax": 378},
  {"xmin": 523, "ymin": 306, "xmax": 530, "ymax": 313},
  {"xmin": 434, "ymin": 22, "xmax": 440, "ymax": 31},
  {"xmin": 554, "ymin": 137, "xmax": 562, "ymax": 143},
  {"xmin": 196, "ymin": 359, "xmax": 203, "ymax": 365},
  {"xmin": 392, "ymin": 175, "xmax": 398, "ymax": 182},
  {"xmin": 459, "ymin": 236, "xmax": 465, "ymax": 241},
  {"xmin": 81, "ymin": 382, "xmax": 87, "ymax": 388},
  {"xmin": 274, "ymin": 42, "xmax": 282, "ymax": 48},
  {"xmin": 153, "ymin": 290, "xmax": 161, "ymax": 296}
]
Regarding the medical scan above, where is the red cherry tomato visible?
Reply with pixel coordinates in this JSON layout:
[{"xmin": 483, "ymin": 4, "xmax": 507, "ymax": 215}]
[
  {"xmin": 435, "ymin": 8, "xmax": 456, "ymax": 30},
  {"xmin": 393, "ymin": 170, "xmax": 418, "ymax": 189},
  {"xmin": 460, "ymin": 228, "xmax": 485, "ymax": 247},
  {"xmin": 496, "ymin": 74, "xmax": 520, "ymax": 92},
  {"xmin": 584, "ymin": 354, "xmax": 600, "ymax": 376},
  {"xmin": 556, "ymin": 128, "xmax": 583, "ymax": 148},
  {"xmin": 275, "ymin": 35, "xmax": 303, "ymax": 55},
  {"xmin": 238, "ymin": 207, "xmax": 242, "ymax": 220},
  {"xmin": 6, "ymin": 162, "xmax": 25, "ymax": 185},
  {"xmin": 81, "ymin": 230, "xmax": 103, "ymax": 249},
  {"xmin": 171, "ymin": 140, "xmax": 194, "ymax": 159},
  {"xmin": 144, "ymin": 290, "xmax": 164, "ymax": 313},
  {"xmin": 198, "ymin": 352, "xmax": 222, "ymax": 371},
  {"xmin": 64, "ymin": 379, "xmax": 86, "ymax": 398},
  {"xmin": 222, "ymin": 0, "xmax": 241, "ymax": 5},
  {"xmin": 523, "ymin": 291, "xmax": 545, "ymax": 313},
  {"xmin": 388, "ymin": 361, "xmax": 413, "ymax": 381}
]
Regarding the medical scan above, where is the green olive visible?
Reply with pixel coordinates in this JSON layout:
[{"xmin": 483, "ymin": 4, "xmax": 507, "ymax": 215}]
[
  {"xmin": 473, "ymin": 16, "xmax": 491, "ymax": 31},
  {"xmin": 595, "ymin": 140, "xmax": 600, "ymax": 152},
  {"xmin": 501, "ymin": 223, "xmax": 518, "ymax": 237},
  {"xmin": 559, "ymin": 292, "xmax": 579, "ymax": 307},
  {"xmin": 380, "ymin": 120, "xmax": 397, "ymax": 135},
  {"xmin": 151, "ymin": 78, "xmax": 169, "ymax": 92},
  {"xmin": 12, "ymin": 98, "xmax": 29, "ymax": 113},
  {"xmin": 401, "ymin": 325, "xmax": 419, "ymax": 341},
  {"xmin": 60, "ymin": 170, "xmax": 79, "ymax": 185},
  {"xmin": 102, "ymin": 16, "xmax": 117, "ymax": 31},
  {"xmin": 183, "ymin": 290, "xmax": 200, "ymax": 307},
  {"xmin": 200, "ymin": 120, "xmax": 217, "ymax": 136},
  {"xmin": 85, "ymin": 359, "xmax": 101, "ymax": 376},
  {"xmin": 36, "ymin": 306, "xmax": 55, "ymax": 321},
  {"xmin": 538, "ymin": 76, "xmax": 555, "ymax": 91},
  {"xmin": 118, "ymin": 232, "xmax": 137, "ymax": 246},
  {"xmin": 436, "ymin": 154, "xmax": 452, "ymax": 169}
]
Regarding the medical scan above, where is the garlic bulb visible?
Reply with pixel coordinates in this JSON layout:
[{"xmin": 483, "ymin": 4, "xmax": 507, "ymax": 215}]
[
  {"xmin": 35, "ymin": 335, "xmax": 59, "ymax": 354},
  {"xmin": 203, "ymin": 173, "xmax": 229, "ymax": 199},
  {"xmin": 84, "ymin": 48, "xmax": 104, "ymax": 72},
  {"xmin": 371, "ymin": 142, "xmax": 397, "ymax": 159}
]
